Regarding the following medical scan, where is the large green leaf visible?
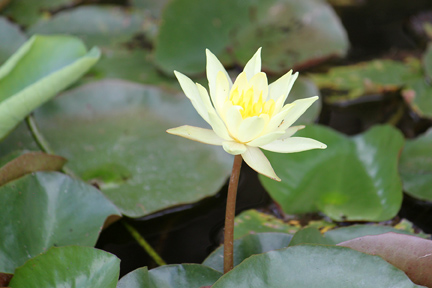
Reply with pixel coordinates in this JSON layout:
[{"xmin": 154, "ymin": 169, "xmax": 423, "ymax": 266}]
[
  {"xmin": 117, "ymin": 264, "xmax": 222, "ymax": 288},
  {"xmin": 0, "ymin": 80, "xmax": 232, "ymax": 217},
  {"xmin": 0, "ymin": 171, "xmax": 120, "ymax": 273},
  {"xmin": 259, "ymin": 125, "xmax": 405, "ymax": 221},
  {"xmin": 403, "ymin": 78, "xmax": 432, "ymax": 119},
  {"xmin": 211, "ymin": 245, "xmax": 424, "ymax": 287},
  {"xmin": 399, "ymin": 128, "xmax": 432, "ymax": 201},
  {"xmin": 155, "ymin": 0, "xmax": 348, "ymax": 75},
  {"xmin": 28, "ymin": 6, "xmax": 154, "ymax": 48},
  {"xmin": 202, "ymin": 233, "xmax": 292, "ymax": 273},
  {"xmin": 9, "ymin": 246, "xmax": 120, "ymax": 288},
  {"xmin": 311, "ymin": 59, "xmax": 422, "ymax": 103},
  {"xmin": 0, "ymin": 17, "xmax": 27, "ymax": 63},
  {"xmin": 2, "ymin": 0, "xmax": 75, "ymax": 26},
  {"xmin": 0, "ymin": 35, "xmax": 100, "ymax": 140},
  {"xmin": 338, "ymin": 233, "xmax": 432, "ymax": 288}
]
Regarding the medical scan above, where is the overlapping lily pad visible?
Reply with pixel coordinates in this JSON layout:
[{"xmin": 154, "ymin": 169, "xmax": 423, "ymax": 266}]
[
  {"xmin": 0, "ymin": 80, "xmax": 232, "ymax": 217},
  {"xmin": 155, "ymin": 0, "xmax": 348, "ymax": 75},
  {"xmin": 399, "ymin": 128, "xmax": 432, "ymax": 201},
  {"xmin": 117, "ymin": 264, "xmax": 222, "ymax": 288},
  {"xmin": 0, "ymin": 35, "xmax": 100, "ymax": 140},
  {"xmin": 259, "ymin": 125, "xmax": 405, "ymax": 221},
  {"xmin": 0, "ymin": 171, "xmax": 120, "ymax": 273},
  {"xmin": 211, "ymin": 245, "xmax": 423, "ymax": 287},
  {"xmin": 9, "ymin": 246, "xmax": 120, "ymax": 288}
]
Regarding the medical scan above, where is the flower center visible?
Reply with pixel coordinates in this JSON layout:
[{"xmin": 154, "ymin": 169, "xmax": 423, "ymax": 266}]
[{"xmin": 229, "ymin": 87, "xmax": 275, "ymax": 119}]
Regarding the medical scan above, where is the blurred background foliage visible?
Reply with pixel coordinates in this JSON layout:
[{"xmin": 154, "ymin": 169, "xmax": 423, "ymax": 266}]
[{"xmin": 1, "ymin": 0, "xmax": 432, "ymax": 283}]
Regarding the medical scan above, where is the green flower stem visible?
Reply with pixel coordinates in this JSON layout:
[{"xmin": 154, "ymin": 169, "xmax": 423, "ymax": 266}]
[
  {"xmin": 122, "ymin": 220, "xmax": 167, "ymax": 266},
  {"xmin": 223, "ymin": 154, "xmax": 243, "ymax": 274},
  {"xmin": 25, "ymin": 114, "xmax": 77, "ymax": 178}
]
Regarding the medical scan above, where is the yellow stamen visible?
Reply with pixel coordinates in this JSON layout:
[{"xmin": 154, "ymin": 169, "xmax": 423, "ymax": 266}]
[{"xmin": 229, "ymin": 85, "xmax": 274, "ymax": 119}]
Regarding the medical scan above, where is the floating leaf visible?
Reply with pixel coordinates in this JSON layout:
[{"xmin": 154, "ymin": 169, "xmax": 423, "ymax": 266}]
[
  {"xmin": 155, "ymin": 0, "xmax": 348, "ymax": 75},
  {"xmin": 338, "ymin": 232, "xmax": 432, "ymax": 288},
  {"xmin": 399, "ymin": 128, "xmax": 432, "ymax": 201},
  {"xmin": 233, "ymin": 209, "xmax": 300, "ymax": 239},
  {"xmin": 0, "ymin": 151, "xmax": 66, "ymax": 186},
  {"xmin": 0, "ymin": 171, "xmax": 120, "ymax": 273},
  {"xmin": 2, "ymin": 0, "xmax": 77, "ymax": 26},
  {"xmin": 0, "ymin": 35, "xmax": 100, "ymax": 140},
  {"xmin": 28, "ymin": 6, "xmax": 154, "ymax": 48},
  {"xmin": 403, "ymin": 78, "xmax": 432, "ymax": 119},
  {"xmin": 0, "ymin": 17, "xmax": 27, "ymax": 63},
  {"xmin": 288, "ymin": 227, "xmax": 332, "ymax": 246},
  {"xmin": 117, "ymin": 264, "xmax": 222, "ymax": 288},
  {"xmin": 422, "ymin": 42, "xmax": 432, "ymax": 79},
  {"xmin": 311, "ymin": 59, "xmax": 422, "ymax": 103},
  {"xmin": 9, "ymin": 246, "xmax": 120, "ymax": 288},
  {"xmin": 0, "ymin": 80, "xmax": 232, "ymax": 217},
  {"xmin": 259, "ymin": 125, "xmax": 405, "ymax": 221},
  {"xmin": 202, "ymin": 233, "xmax": 292, "ymax": 273},
  {"xmin": 211, "ymin": 245, "xmax": 423, "ymax": 287}
]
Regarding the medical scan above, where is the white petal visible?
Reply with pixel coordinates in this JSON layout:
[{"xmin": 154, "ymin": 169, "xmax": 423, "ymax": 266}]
[
  {"xmin": 279, "ymin": 96, "xmax": 319, "ymax": 130},
  {"xmin": 214, "ymin": 71, "xmax": 230, "ymax": 114},
  {"xmin": 243, "ymin": 47, "xmax": 262, "ymax": 81},
  {"xmin": 230, "ymin": 72, "xmax": 249, "ymax": 95},
  {"xmin": 247, "ymin": 130, "xmax": 285, "ymax": 147},
  {"xmin": 249, "ymin": 72, "xmax": 268, "ymax": 101},
  {"xmin": 264, "ymin": 103, "xmax": 295, "ymax": 134},
  {"xmin": 237, "ymin": 116, "xmax": 266, "ymax": 143},
  {"xmin": 222, "ymin": 141, "xmax": 247, "ymax": 155},
  {"xmin": 260, "ymin": 137, "xmax": 327, "ymax": 153},
  {"xmin": 279, "ymin": 125, "xmax": 305, "ymax": 139},
  {"xmin": 174, "ymin": 71, "xmax": 209, "ymax": 123},
  {"xmin": 241, "ymin": 147, "xmax": 280, "ymax": 181},
  {"xmin": 206, "ymin": 49, "xmax": 232, "ymax": 101},
  {"xmin": 196, "ymin": 83, "xmax": 216, "ymax": 114},
  {"xmin": 268, "ymin": 70, "xmax": 298, "ymax": 102},
  {"xmin": 224, "ymin": 105, "xmax": 243, "ymax": 139},
  {"xmin": 208, "ymin": 110, "xmax": 232, "ymax": 140},
  {"xmin": 166, "ymin": 125, "xmax": 225, "ymax": 145}
]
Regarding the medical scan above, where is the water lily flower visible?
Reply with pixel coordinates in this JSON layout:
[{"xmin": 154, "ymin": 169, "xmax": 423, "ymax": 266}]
[{"xmin": 167, "ymin": 48, "xmax": 326, "ymax": 181}]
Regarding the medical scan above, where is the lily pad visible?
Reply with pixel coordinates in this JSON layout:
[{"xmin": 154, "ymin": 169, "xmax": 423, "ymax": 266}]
[
  {"xmin": 259, "ymin": 125, "xmax": 405, "ymax": 221},
  {"xmin": 211, "ymin": 245, "xmax": 423, "ymax": 287},
  {"xmin": 117, "ymin": 264, "xmax": 222, "ymax": 288},
  {"xmin": 3, "ymin": 0, "xmax": 76, "ymax": 27},
  {"xmin": 0, "ymin": 35, "xmax": 100, "ymax": 140},
  {"xmin": 202, "ymin": 233, "xmax": 292, "ymax": 273},
  {"xmin": 403, "ymin": 78, "xmax": 432, "ymax": 119},
  {"xmin": 338, "ymin": 232, "xmax": 432, "ymax": 288},
  {"xmin": 9, "ymin": 246, "xmax": 120, "ymax": 288},
  {"xmin": 155, "ymin": 0, "xmax": 348, "ymax": 75},
  {"xmin": 0, "ymin": 17, "xmax": 27, "ymax": 63},
  {"xmin": 28, "ymin": 6, "xmax": 154, "ymax": 48},
  {"xmin": 399, "ymin": 128, "xmax": 432, "ymax": 201},
  {"xmin": 0, "ymin": 171, "xmax": 120, "ymax": 273},
  {"xmin": 311, "ymin": 59, "xmax": 422, "ymax": 103},
  {"xmin": 0, "ymin": 80, "xmax": 232, "ymax": 217},
  {"xmin": 0, "ymin": 151, "xmax": 66, "ymax": 186},
  {"xmin": 233, "ymin": 209, "xmax": 300, "ymax": 239}
]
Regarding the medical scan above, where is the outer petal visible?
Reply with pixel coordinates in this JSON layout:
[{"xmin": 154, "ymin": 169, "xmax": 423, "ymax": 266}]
[
  {"xmin": 196, "ymin": 83, "xmax": 216, "ymax": 115},
  {"xmin": 268, "ymin": 70, "xmax": 298, "ymax": 102},
  {"xmin": 222, "ymin": 141, "xmax": 247, "ymax": 155},
  {"xmin": 241, "ymin": 147, "xmax": 280, "ymax": 181},
  {"xmin": 224, "ymin": 105, "xmax": 243, "ymax": 139},
  {"xmin": 260, "ymin": 137, "xmax": 327, "ymax": 153},
  {"xmin": 166, "ymin": 125, "xmax": 225, "ymax": 145},
  {"xmin": 243, "ymin": 47, "xmax": 262, "ymax": 81},
  {"xmin": 206, "ymin": 49, "xmax": 233, "ymax": 101},
  {"xmin": 174, "ymin": 71, "xmax": 210, "ymax": 123},
  {"xmin": 208, "ymin": 110, "xmax": 232, "ymax": 140},
  {"xmin": 278, "ymin": 125, "xmax": 305, "ymax": 139},
  {"xmin": 279, "ymin": 96, "xmax": 318, "ymax": 130},
  {"xmin": 214, "ymin": 71, "xmax": 230, "ymax": 114},
  {"xmin": 263, "ymin": 103, "xmax": 295, "ymax": 134},
  {"xmin": 237, "ymin": 116, "xmax": 266, "ymax": 143},
  {"xmin": 247, "ymin": 130, "xmax": 285, "ymax": 147}
]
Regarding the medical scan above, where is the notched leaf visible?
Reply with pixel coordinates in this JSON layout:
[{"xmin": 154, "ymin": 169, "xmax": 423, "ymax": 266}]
[
  {"xmin": 338, "ymin": 232, "xmax": 432, "ymax": 287},
  {"xmin": 0, "ymin": 151, "xmax": 66, "ymax": 186}
]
